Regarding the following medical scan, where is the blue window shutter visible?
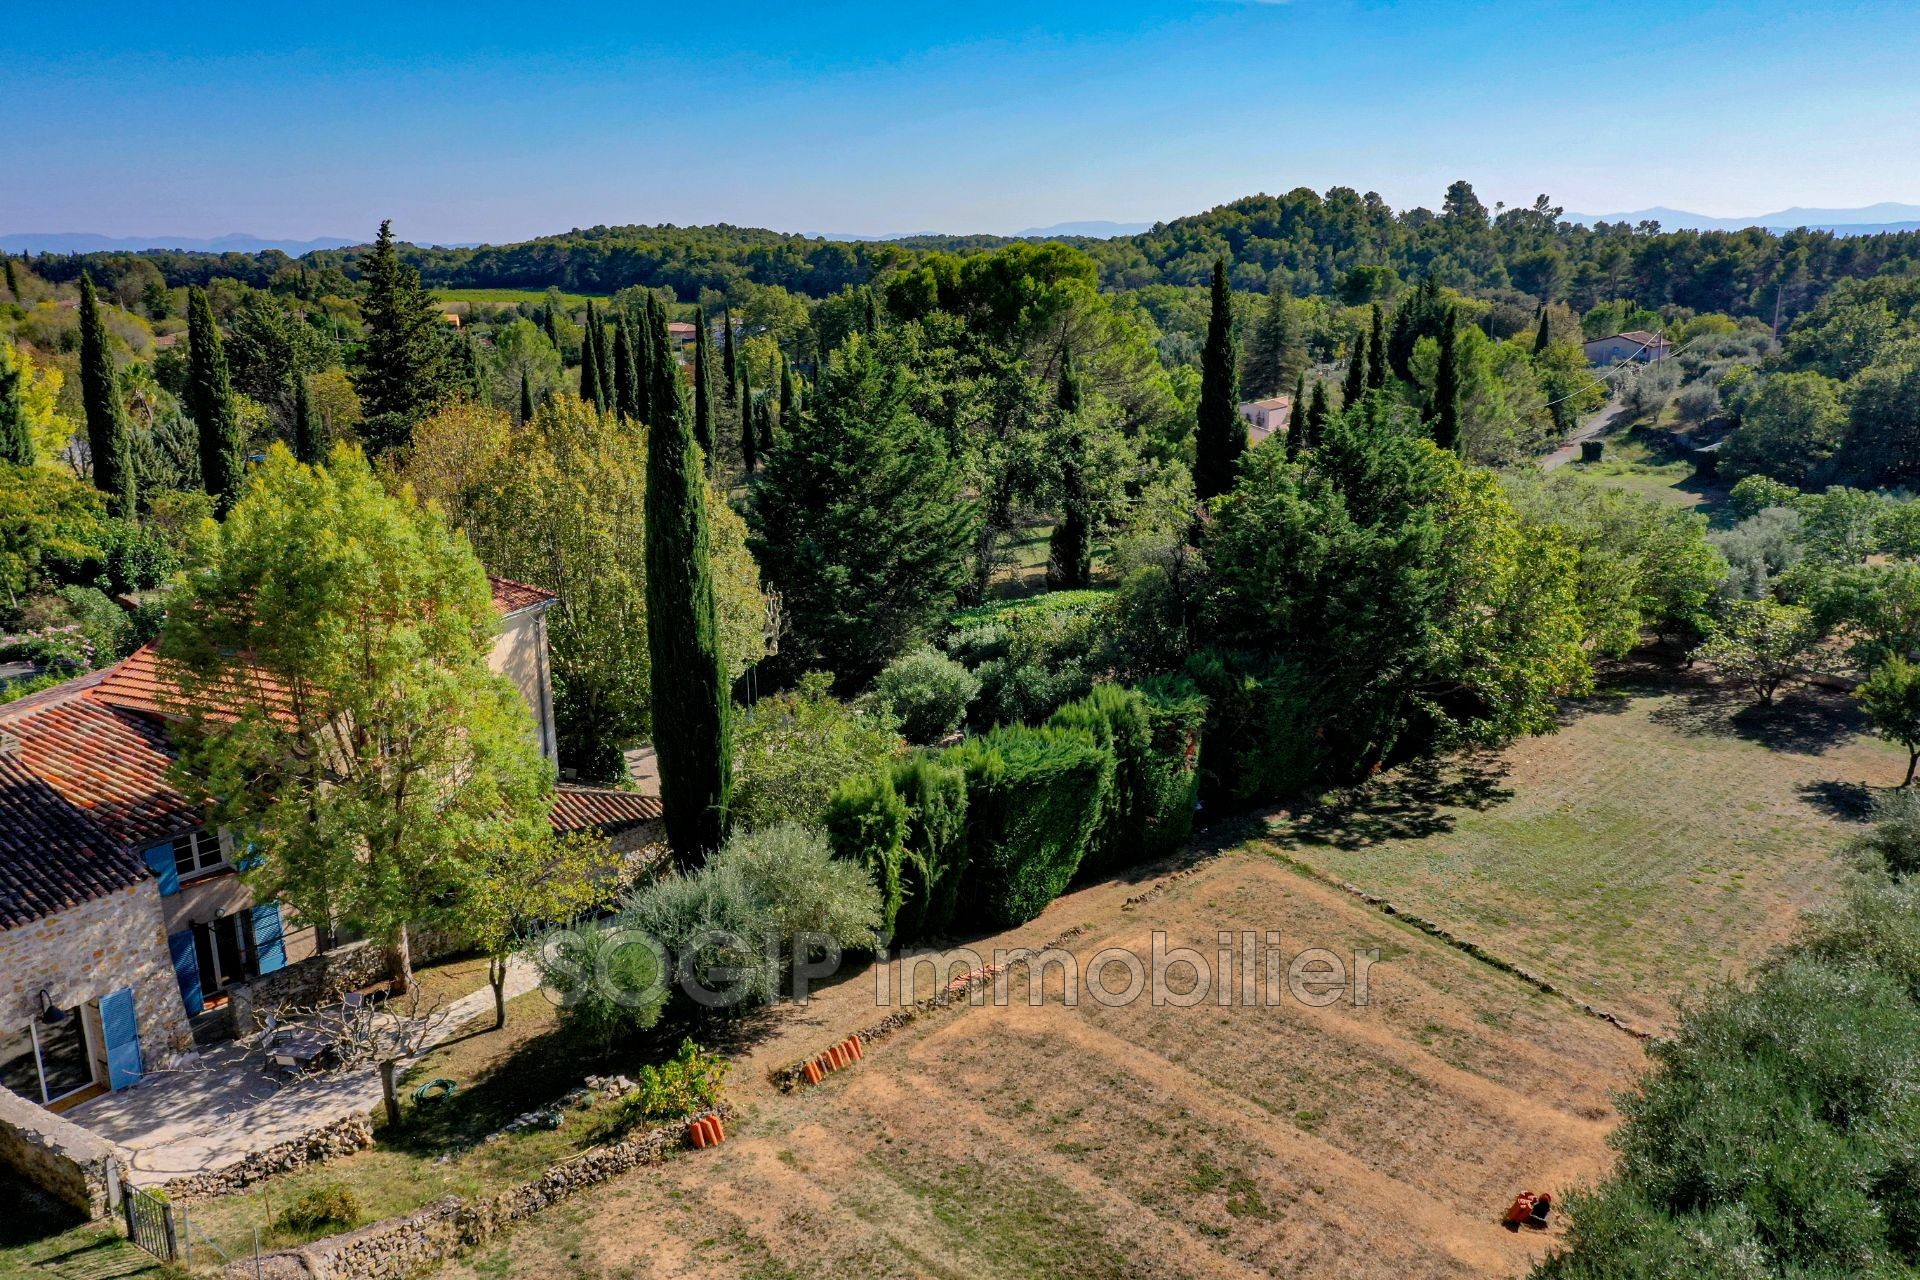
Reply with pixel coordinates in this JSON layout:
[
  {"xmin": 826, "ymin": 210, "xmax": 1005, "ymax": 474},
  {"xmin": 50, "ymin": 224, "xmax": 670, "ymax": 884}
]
[
  {"xmin": 167, "ymin": 930, "xmax": 204, "ymax": 1017},
  {"xmin": 100, "ymin": 987, "xmax": 144, "ymax": 1090},
  {"xmin": 251, "ymin": 904, "xmax": 287, "ymax": 975},
  {"xmin": 236, "ymin": 839, "xmax": 263, "ymax": 871},
  {"xmin": 142, "ymin": 844, "xmax": 180, "ymax": 896}
]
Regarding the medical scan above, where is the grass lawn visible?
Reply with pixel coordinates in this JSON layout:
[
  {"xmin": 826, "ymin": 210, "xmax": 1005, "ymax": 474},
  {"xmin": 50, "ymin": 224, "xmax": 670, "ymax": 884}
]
[
  {"xmin": 1262, "ymin": 666, "xmax": 1903, "ymax": 1028},
  {"xmin": 0, "ymin": 1192, "xmax": 167, "ymax": 1280},
  {"xmin": 1563, "ymin": 432, "xmax": 1732, "ymax": 527},
  {"xmin": 434, "ymin": 287, "xmax": 603, "ymax": 310}
]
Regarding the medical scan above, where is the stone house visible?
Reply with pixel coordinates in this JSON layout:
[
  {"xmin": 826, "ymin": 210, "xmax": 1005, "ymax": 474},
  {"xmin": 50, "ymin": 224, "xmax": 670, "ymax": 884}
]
[
  {"xmin": 1582, "ymin": 329, "xmax": 1672, "ymax": 365},
  {"xmin": 0, "ymin": 577, "xmax": 660, "ymax": 1112},
  {"xmin": 1237, "ymin": 394, "xmax": 1294, "ymax": 444}
]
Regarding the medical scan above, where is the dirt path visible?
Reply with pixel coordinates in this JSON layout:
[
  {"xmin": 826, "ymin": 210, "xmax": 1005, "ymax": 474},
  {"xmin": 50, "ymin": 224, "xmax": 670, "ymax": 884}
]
[{"xmin": 1539, "ymin": 397, "xmax": 1629, "ymax": 470}]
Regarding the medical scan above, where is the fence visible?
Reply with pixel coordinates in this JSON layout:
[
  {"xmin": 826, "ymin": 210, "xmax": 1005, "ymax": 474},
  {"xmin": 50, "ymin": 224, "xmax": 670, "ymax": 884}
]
[{"xmin": 124, "ymin": 1185, "xmax": 178, "ymax": 1262}]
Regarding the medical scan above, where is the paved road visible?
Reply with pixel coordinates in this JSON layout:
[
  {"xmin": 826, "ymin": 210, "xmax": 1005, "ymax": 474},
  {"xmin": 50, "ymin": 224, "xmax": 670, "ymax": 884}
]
[{"xmin": 1540, "ymin": 397, "xmax": 1631, "ymax": 471}]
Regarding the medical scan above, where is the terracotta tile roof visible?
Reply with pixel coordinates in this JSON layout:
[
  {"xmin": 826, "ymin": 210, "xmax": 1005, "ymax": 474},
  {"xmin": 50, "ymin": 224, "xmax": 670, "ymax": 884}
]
[
  {"xmin": 0, "ymin": 751, "xmax": 147, "ymax": 929},
  {"xmin": 490, "ymin": 575, "xmax": 558, "ymax": 615},
  {"xmin": 550, "ymin": 784, "xmax": 663, "ymax": 836},
  {"xmin": 3, "ymin": 694, "xmax": 198, "ymax": 853}
]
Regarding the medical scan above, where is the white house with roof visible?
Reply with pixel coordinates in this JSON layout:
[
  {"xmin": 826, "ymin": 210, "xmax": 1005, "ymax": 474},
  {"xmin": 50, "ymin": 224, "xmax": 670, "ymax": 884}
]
[{"xmin": 1583, "ymin": 330, "xmax": 1672, "ymax": 365}]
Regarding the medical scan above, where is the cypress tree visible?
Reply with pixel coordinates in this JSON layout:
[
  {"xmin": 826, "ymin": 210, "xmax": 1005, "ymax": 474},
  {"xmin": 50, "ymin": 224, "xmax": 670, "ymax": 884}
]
[
  {"xmin": 1533, "ymin": 307, "xmax": 1552, "ymax": 354},
  {"xmin": 721, "ymin": 306, "xmax": 737, "ymax": 394},
  {"xmin": 1193, "ymin": 256, "xmax": 1244, "ymax": 501},
  {"xmin": 691, "ymin": 304, "xmax": 716, "ymax": 464},
  {"xmin": 0, "ymin": 341, "xmax": 33, "ymax": 466},
  {"xmin": 643, "ymin": 304, "xmax": 731, "ymax": 867},
  {"xmin": 632, "ymin": 296, "xmax": 654, "ymax": 421},
  {"xmin": 78, "ymin": 273, "xmax": 136, "ymax": 516},
  {"xmin": 519, "ymin": 369, "xmax": 534, "ymax": 425},
  {"xmin": 459, "ymin": 331, "xmax": 486, "ymax": 403},
  {"xmin": 1367, "ymin": 303, "xmax": 1388, "ymax": 390},
  {"xmin": 1047, "ymin": 349, "xmax": 1092, "ymax": 589},
  {"xmin": 613, "ymin": 318, "xmax": 635, "ymax": 422},
  {"xmin": 1431, "ymin": 306, "xmax": 1462, "ymax": 453},
  {"xmin": 290, "ymin": 369, "xmax": 328, "ymax": 465},
  {"xmin": 542, "ymin": 304, "xmax": 561, "ymax": 351},
  {"xmin": 755, "ymin": 395, "xmax": 774, "ymax": 455},
  {"xmin": 1343, "ymin": 327, "xmax": 1368, "ymax": 407},
  {"xmin": 2, "ymin": 254, "xmax": 17, "ymax": 300},
  {"xmin": 594, "ymin": 309, "xmax": 613, "ymax": 405},
  {"xmin": 739, "ymin": 369, "xmax": 757, "ymax": 474},
  {"xmin": 1306, "ymin": 381, "xmax": 1330, "ymax": 448},
  {"xmin": 778, "ymin": 355, "xmax": 796, "ymax": 427},
  {"xmin": 187, "ymin": 286, "xmax": 244, "ymax": 511},
  {"xmin": 863, "ymin": 288, "xmax": 878, "ymax": 335},
  {"xmin": 1286, "ymin": 371, "xmax": 1307, "ymax": 461},
  {"xmin": 578, "ymin": 301, "xmax": 603, "ymax": 409}
]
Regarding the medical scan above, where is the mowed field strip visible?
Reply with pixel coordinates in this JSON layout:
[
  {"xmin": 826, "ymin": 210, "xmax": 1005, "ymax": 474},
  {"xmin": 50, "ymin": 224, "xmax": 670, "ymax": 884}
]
[{"xmin": 442, "ymin": 673, "xmax": 1890, "ymax": 1279}]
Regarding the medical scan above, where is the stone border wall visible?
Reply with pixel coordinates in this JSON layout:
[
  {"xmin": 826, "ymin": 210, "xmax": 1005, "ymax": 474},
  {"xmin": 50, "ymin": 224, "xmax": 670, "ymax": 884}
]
[
  {"xmin": 221, "ymin": 1106, "xmax": 734, "ymax": 1280},
  {"xmin": 0, "ymin": 1082, "xmax": 126, "ymax": 1219},
  {"xmin": 161, "ymin": 1113, "xmax": 374, "ymax": 1202},
  {"xmin": 227, "ymin": 940, "xmax": 391, "ymax": 1037}
]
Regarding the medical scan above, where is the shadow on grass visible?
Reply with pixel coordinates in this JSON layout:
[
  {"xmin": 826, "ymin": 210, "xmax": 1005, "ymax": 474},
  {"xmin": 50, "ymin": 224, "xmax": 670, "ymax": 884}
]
[
  {"xmin": 1798, "ymin": 779, "xmax": 1879, "ymax": 823},
  {"xmin": 1649, "ymin": 684, "xmax": 1866, "ymax": 756},
  {"xmin": 1269, "ymin": 753, "xmax": 1516, "ymax": 852}
]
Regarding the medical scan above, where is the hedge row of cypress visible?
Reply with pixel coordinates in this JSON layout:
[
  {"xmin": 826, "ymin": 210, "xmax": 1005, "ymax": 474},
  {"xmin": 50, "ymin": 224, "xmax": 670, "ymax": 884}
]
[{"xmin": 826, "ymin": 681, "xmax": 1207, "ymax": 943}]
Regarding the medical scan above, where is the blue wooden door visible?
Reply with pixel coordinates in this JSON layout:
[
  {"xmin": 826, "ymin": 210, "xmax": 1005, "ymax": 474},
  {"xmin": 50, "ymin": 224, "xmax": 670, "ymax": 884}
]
[
  {"xmin": 167, "ymin": 930, "xmax": 204, "ymax": 1017},
  {"xmin": 100, "ymin": 987, "xmax": 143, "ymax": 1090}
]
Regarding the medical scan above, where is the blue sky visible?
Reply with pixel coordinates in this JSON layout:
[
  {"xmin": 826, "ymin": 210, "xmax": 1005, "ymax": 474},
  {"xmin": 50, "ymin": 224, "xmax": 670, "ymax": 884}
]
[{"xmin": 6, "ymin": 0, "xmax": 1919, "ymax": 242}]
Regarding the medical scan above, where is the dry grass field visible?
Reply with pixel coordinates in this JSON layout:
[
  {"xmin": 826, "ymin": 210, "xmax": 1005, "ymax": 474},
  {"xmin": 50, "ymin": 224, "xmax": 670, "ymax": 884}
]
[{"xmin": 438, "ymin": 668, "xmax": 1895, "ymax": 1280}]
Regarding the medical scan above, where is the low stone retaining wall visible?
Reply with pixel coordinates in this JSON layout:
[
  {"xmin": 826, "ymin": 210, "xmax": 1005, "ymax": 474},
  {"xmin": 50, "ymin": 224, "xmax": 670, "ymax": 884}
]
[
  {"xmin": 221, "ymin": 1106, "xmax": 734, "ymax": 1280},
  {"xmin": 228, "ymin": 940, "xmax": 392, "ymax": 1036},
  {"xmin": 0, "ymin": 1081, "xmax": 126, "ymax": 1218},
  {"xmin": 162, "ymin": 1113, "xmax": 374, "ymax": 1202}
]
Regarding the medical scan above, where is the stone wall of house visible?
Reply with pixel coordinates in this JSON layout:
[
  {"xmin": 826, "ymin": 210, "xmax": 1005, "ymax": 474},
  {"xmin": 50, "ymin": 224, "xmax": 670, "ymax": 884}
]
[
  {"xmin": 0, "ymin": 881, "xmax": 193, "ymax": 1067},
  {"xmin": 222, "ymin": 1108, "xmax": 732, "ymax": 1280},
  {"xmin": 0, "ymin": 1080, "xmax": 126, "ymax": 1218},
  {"xmin": 161, "ymin": 1113, "xmax": 373, "ymax": 1201}
]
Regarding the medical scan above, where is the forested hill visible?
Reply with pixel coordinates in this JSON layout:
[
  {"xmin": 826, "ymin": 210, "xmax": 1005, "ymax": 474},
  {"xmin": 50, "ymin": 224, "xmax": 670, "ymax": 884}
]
[{"xmin": 22, "ymin": 181, "xmax": 1920, "ymax": 324}]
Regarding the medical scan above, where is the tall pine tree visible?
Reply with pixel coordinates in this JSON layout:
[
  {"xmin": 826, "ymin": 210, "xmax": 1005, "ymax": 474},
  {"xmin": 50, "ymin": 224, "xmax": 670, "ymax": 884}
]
[
  {"xmin": 1194, "ymin": 256, "xmax": 1244, "ymax": 501},
  {"xmin": 0, "ymin": 341, "xmax": 32, "ymax": 466},
  {"xmin": 78, "ymin": 273, "xmax": 135, "ymax": 515},
  {"xmin": 1046, "ymin": 349, "xmax": 1092, "ymax": 590},
  {"xmin": 1343, "ymin": 327, "xmax": 1368, "ymax": 408},
  {"xmin": 187, "ymin": 287, "xmax": 244, "ymax": 509},
  {"xmin": 643, "ymin": 305, "xmax": 731, "ymax": 866},
  {"xmin": 290, "ymin": 370, "xmax": 327, "ymax": 465},
  {"xmin": 1367, "ymin": 303, "xmax": 1388, "ymax": 390},
  {"xmin": 354, "ymin": 221, "xmax": 451, "ymax": 455},
  {"xmin": 1430, "ymin": 306, "xmax": 1462, "ymax": 453},
  {"xmin": 691, "ymin": 304, "xmax": 716, "ymax": 465},
  {"xmin": 1244, "ymin": 280, "xmax": 1298, "ymax": 398}
]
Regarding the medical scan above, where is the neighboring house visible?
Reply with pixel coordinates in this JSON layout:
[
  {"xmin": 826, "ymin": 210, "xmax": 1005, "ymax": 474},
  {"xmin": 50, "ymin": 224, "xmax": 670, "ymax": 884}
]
[
  {"xmin": 0, "ymin": 577, "xmax": 659, "ymax": 1111},
  {"xmin": 1237, "ymin": 395, "xmax": 1293, "ymax": 444},
  {"xmin": 665, "ymin": 320, "xmax": 698, "ymax": 350},
  {"xmin": 1583, "ymin": 330, "xmax": 1672, "ymax": 365}
]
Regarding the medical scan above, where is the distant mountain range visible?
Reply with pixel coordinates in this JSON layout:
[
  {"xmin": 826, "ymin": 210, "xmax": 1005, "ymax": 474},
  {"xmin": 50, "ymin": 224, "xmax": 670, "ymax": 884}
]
[
  {"xmin": 1563, "ymin": 203, "xmax": 1920, "ymax": 235},
  {"xmin": 0, "ymin": 232, "xmax": 363, "ymax": 256},
  {"xmin": 1014, "ymin": 220, "xmax": 1153, "ymax": 239}
]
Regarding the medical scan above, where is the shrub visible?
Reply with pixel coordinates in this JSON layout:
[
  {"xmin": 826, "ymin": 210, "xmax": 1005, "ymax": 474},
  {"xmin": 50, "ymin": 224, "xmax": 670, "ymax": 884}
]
[
  {"xmin": 275, "ymin": 1184, "xmax": 361, "ymax": 1235},
  {"xmin": 732, "ymin": 672, "xmax": 902, "ymax": 828},
  {"xmin": 535, "ymin": 917, "xmax": 669, "ymax": 1047},
  {"xmin": 623, "ymin": 1039, "xmax": 729, "ymax": 1121},
  {"xmin": 947, "ymin": 591, "xmax": 1112, "ymax": 727},
  {"xmin": 1728, "ymin": 473, "xmax": 1803, "ymax": 519},
  {"xmin": 1674, "ymin": 381, "xmax": 1720, "ymax": 423},
  {"xmin": 946, "ymin": 724, "xmax": 1111, "ymax": 929},
  {"xmin": 1850, "ymin": 788, "xmax": 1920, "ymax": 880},
  {"xmin": 620, "ymin": 823, "xmax": 884, "ymax": 1016},
  {"xmin": 57, "ymin": 585, "xmax": 135, "ymax": 662},
  {"xmin": 867, "ymin": 648, "xmax": 979, "ymax": 743},
  {"xmin": 1181, "ymin": 651, "xmax": 1323, "ymax": 807},
  {"xmin": 824, "ymin": 771, "xmax": 910, "ymax": 936}
]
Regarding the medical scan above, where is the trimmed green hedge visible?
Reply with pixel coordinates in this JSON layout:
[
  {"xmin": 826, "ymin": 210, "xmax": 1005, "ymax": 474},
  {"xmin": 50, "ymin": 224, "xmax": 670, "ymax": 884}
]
[
  {"xmin": 947, "ymin": 724, "xmax": 1111, "ymax": 929},
  {"xmin": 825, "ymin": 753, "xmax": 969, "ymax": 944},
  {"xmin": 1049, "ymin": 682, "xmax": 1205, "ymax": 876}
]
